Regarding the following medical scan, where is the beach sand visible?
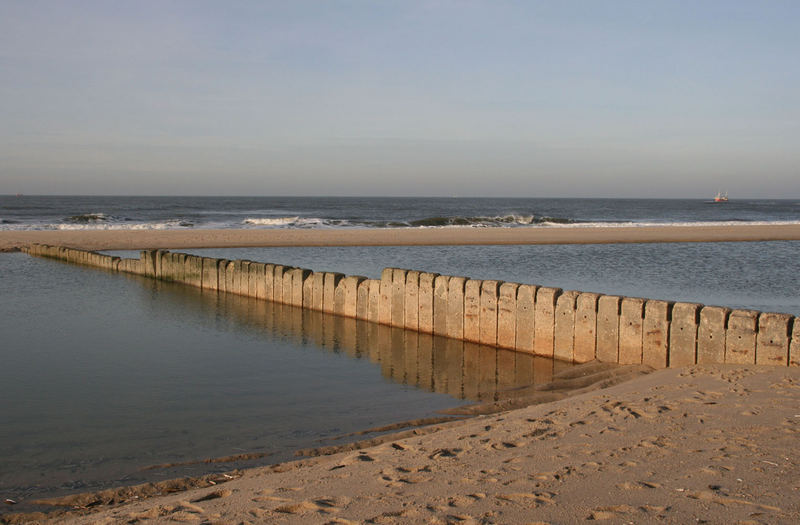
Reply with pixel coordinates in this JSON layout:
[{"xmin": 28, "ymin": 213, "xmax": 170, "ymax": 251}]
[
  {"xmin": 8, "ymin": 364, "xmax": 799, "ymax": 524},
  {"xmin": 2, "ymin": 223, "xmax": 800, "ymax": 252}
]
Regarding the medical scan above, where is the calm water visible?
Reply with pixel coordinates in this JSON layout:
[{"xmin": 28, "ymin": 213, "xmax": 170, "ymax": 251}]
[{"xmin": 0, "ymin": 252, "xmax": 555, "ymax": 511}]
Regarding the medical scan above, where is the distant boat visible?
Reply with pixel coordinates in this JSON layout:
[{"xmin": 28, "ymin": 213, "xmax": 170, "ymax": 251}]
[{"xmin": 713, "ymin": 191, "xmax": 728, "ymax": 202}]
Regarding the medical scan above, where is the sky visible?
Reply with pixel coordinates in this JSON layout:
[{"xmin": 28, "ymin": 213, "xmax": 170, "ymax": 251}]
[{"xmin": 1, "ymin": 1, "xmax": 798, "ymax": 197}]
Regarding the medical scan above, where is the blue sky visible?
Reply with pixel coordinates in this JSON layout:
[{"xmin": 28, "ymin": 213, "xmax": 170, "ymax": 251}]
[{"xmin": 1, "ymin": 1, "xmax": 798, "ymax": 197}]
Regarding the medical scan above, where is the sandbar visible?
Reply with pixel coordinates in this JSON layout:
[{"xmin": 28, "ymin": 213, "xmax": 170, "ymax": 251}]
[{"xmin": 2, "ymin": 223, "xmax": 800, "ymax": 252}]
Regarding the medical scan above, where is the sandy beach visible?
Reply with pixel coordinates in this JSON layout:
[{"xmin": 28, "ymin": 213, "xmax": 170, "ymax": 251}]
[
  {"xmin": 2, "ymin": 223, "xmax": 800, "ymax": 252},
  {"xmin": 6, "ymin": 363, "xmax": 797, "ymax": 524},
  {"xmin": 4, "ymin": 0, "xmax": 799, "ymax": 521}
]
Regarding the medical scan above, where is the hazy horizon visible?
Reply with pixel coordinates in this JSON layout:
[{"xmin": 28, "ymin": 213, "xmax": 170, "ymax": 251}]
[
  {"xmin": 2, "ymin": 193, "xmax": 794, "ymax": 201},
  {"xmin": 2, "ymin": 1, "xmax": 798, "ymax": 198}
]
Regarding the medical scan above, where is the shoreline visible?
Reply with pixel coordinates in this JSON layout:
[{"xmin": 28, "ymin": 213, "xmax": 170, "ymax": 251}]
[
  {"xmin": 0, "ymin": 362, "xmax": 648, "ymax": 519},
  {"xmin": 3, "ymin": 223, "xmax": 800, "ymax": 252},
  {"xmin": 5, "ymin": 364, "xmax": 798, "ymax": 524}
]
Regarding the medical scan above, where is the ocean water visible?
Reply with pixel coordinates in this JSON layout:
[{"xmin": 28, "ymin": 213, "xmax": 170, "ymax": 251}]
[
  {"xmin": 2, "ymin": 196, "xmax": 799, "ymax": 513},
  {"xmin": 1, "ymin": 195, "xmax": 799, "ymax": 230}
]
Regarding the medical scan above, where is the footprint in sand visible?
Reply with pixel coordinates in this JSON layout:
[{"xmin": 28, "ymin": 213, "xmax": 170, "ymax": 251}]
[
  {"xmin": 489, "ymin": 439, "xmax": 527, "ymax": 450},
  {"xmin": 588, "ymin": 504, "xmax": 636, "ymax": 520},
  {"xmin": 379, "ymin": 464, "xmax": 435, "ymax": 486},
  {"xmin": 366, "ymin": 508, "xmax": 421, "ymax": 523},
  {"xmin": 447, "ymin": 495, "xmax": 475, "ymax": 508},
  {"xmin": 330, "ymin": 451, "xmax": 379, "ymax": 470},
  {"xmin": 495, "ymin": 491, "xmax": 556, "ymax": 507},
  {"xmin": 443, "ymin": 513, "xmax": 479, "ymax": 524},
  {"xmin": 523, "ymin": 425, "xmax": 554, "ymax": 439},
  {"xmin": 639, "ymin": 481, "xmax": 662, "ymax": 489},
  {"xmin": 125, "ymin": 502, "xmax": 207, "ymax": 523},
  {"xmin": 251, "ymin": 494, "xmax": 292, "ymax": 503},
  {"xmin": 271, "ymin": 496, "xmax": 350, "ymax": 516},
  {"xmin": 124, "ymin": 507, "xmax": 163, "ymax": 521},
  {"xmin": 686, "ymin": 490, "xmax": 782, "ymax": 512},
  {"xmin": 191, "ymin": 488, "xmax": 232, "ymax": 502},
  {"xmin": 429, "ymin": 447, "xmax": 464, "ymax": 459},
  {"xmin": 249, "ymin": 507, "xmax": 272, "ymax": 518},
  {"xmin": 600, "ymin": 401, "xmax": 653, "ymax": 420}
]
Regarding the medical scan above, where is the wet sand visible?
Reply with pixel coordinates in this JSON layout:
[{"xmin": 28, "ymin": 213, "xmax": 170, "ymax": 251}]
[
  {"xmin": 2, "ymin": 223, "xmax": 800, "ymax": 252},
  {"xmin": 7, "ymin": 364, "xmax": 800, "ymax": 524}
]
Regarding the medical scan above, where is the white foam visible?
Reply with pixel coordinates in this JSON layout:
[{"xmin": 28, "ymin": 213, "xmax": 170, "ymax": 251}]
[
  {"xmin": 487, "ymin": 214, "xmax": 537, "ymax": 225},
  {"xmin": 243, "ymin": 217, "xmax": 300, "ymax": 226},
  {"xmin": 0, "ymin": 220, "xmax": 193, "ymax": 231},
  {"xmin": 4, "ymin": 218, "xmax": 800, "ymax": 232},
  {"xmin": 512, "ymin": 215, "xmax": 536, "ymax": 225},
  {"xmin": 59, "ymin": 221, "xmax": 187, "ymax": 230},
  {"xmin": 242, "ymin": 217, "xmax": 342, "ymax": 228}
]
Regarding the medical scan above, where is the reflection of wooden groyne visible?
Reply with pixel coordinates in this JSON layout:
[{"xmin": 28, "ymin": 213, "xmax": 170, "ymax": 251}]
[
  {"xmin": 23, "ymin": 244, "xmax": 799, "ymax": 368},
  {"xmin": 199, "ymin": 289, "xmax": 564, "ymax": 402}
]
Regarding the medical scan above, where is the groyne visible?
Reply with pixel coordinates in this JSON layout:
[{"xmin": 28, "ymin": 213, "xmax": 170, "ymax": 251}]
[{"xmin": 23, "ymin": 244, "xmax": 800, "ymax": 368}]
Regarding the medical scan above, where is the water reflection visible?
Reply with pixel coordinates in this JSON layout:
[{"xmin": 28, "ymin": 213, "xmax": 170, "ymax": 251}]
[
  {"xmin": 141, "ymin": 273, "xmax": 570, "ymax": 404},
  {"xmin": 1, "ymin": 258, "xmax": 578, "ymax": 512}
]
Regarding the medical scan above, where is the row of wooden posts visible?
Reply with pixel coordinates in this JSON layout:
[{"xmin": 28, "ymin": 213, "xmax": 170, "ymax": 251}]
[{"xmin": 23, "ymin": 244, "xmax": 799, "ymax": 368}]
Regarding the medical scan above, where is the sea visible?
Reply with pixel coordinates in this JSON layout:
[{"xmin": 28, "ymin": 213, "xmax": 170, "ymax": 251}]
[
  {"xmin": 1, "ymin": 196, "xmax": 799, "ymax": 513},
  {"xmin": 2, "ymin": 195, "xmax": 800, "ymax": 231}
]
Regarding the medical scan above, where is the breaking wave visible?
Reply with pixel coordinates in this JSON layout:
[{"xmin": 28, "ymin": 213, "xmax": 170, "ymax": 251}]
[
  {"xmin": 5, "ymin": 208, "xmax": 800, "ymax": 231},
  {"xmin": 55, "ymin": 220, "xmax": 193, "ymax": 230},
  {"xmin": 243, "ymin": 217, "xmax": 301, "ymax": 226},
  {"xmin": 243, "ymin": 217, "xmax": 330, "ymax": 228},
  {"xmin": 407, "ymin": 214, "xmax": 576, "ymax": 227},
  {"xmin": 0, "ymin": 220, "xmax": 194, "ymax": 231},
  {"xmin": 239, "ymin": 213, "xmax": 578, "ymax": 229},
  {"xmin": 64, "ymin": 213, "xmax": 111, "ymax": 224}
]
